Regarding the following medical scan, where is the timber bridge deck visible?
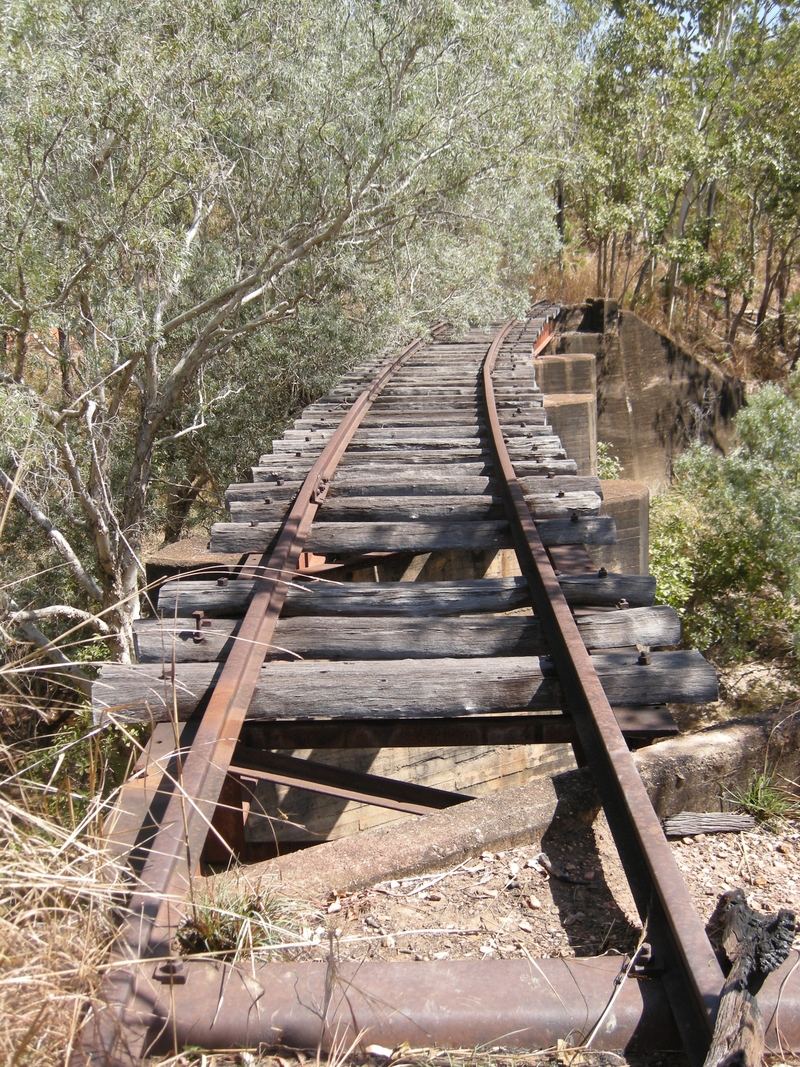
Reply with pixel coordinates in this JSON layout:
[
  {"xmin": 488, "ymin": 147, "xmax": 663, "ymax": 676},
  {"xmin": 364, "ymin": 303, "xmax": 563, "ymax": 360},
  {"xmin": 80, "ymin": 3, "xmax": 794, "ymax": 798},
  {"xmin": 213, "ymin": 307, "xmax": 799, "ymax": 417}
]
[{"xmin": 81, "ymin": 309, "xmax": 790, "ymax": 1065}]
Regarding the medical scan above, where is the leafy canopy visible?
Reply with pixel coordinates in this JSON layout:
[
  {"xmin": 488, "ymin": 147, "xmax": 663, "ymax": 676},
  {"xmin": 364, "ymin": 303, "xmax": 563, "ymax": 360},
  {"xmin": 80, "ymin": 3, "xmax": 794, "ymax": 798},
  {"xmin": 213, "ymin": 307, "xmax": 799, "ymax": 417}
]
[{"xmin": 1, "ymin": 0, "xmax": 574, "ymax": 655}]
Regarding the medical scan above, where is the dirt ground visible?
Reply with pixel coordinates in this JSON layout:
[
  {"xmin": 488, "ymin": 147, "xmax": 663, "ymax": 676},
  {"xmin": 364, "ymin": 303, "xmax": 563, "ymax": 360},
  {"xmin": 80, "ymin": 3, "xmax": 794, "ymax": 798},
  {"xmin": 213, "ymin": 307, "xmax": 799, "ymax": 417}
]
[
  {"xmin": 283, "ymin": 819, "xmax": 799, "ymax": 969},
  {"xmin": 288, "ymin": 821, "xmax": 638, "ymax": 964},
  {"xmin": 160, "ymin": 819, "xmax": 800, "ymax": 1067}
]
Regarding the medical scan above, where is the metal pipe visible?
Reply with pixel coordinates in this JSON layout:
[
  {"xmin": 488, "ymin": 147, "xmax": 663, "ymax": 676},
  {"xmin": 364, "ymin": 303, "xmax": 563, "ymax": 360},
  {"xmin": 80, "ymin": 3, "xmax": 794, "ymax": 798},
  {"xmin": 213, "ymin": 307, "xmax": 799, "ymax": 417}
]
[
  {"xmin": 144, "ymin": 955, "xmax": 681, "ymax": 1055},
  {"xmin": 139, "ymin": 952, "xmax": 800, "ymax": 1058}
]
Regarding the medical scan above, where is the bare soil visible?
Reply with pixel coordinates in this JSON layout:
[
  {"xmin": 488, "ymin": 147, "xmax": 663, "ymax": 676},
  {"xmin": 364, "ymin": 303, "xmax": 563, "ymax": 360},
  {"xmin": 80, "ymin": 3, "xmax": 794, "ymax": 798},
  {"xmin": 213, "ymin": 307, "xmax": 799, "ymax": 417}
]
[
  {"xmin": 155, "ymin": 820, "xmax": 800, "ymax": 1067},
  {"xmin": 286, "ymin": 819, "xmax": 799, "ymax": 970}
]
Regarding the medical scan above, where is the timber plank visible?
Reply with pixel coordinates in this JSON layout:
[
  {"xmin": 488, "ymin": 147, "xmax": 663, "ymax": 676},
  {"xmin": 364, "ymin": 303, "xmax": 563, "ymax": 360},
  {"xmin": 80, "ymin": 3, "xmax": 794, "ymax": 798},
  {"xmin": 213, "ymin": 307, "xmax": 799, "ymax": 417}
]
[
  {"xmin": 532, "ymin": 515, "xmax": 615, "ymax": 545},
  {"xmin": 224, "ymin": 474, "xmax": 602, "ymax": 502},
  {"xmin": 297, "ymin": 412, "xmax": 549, "ymax": 427},
  {"xmin": 226, "ymin": 491, "xmax": 601, "ymax": 523},
  {"xmin": 155, "ymin": 574, "xmax": 656, "ymax": 618},
  {"xmin": 254, "ymin": 452, "xmax": 573, "ymax": 473},
  {"xmin": 94, "ymin": 650, "xmax": 719, "ymax": 723},
  {"xmin": 240, "ymin": 707, "xmax": 679, "ymax": 750},
  {"xmin": 277, "ymin": 428, "xmax": 556, "ymax": 446},
  {"xmin": 272, "ymin": 436, "xmax": 493, "ymax": 454},
  {"xmin": 209, "ymin": 519, "xmax": 513, "ymax": 554},
  {"xmin": 292, "ymin": 425, "xmax": 490, "ymax": 438},
  {"xmin": 133, "ymin": 605, "xmax": 682, "ymax": 664},
  {"xmin": 207, "ymin": 515, "xmax": 616, "ymax": 553},
  {"xmin": 252, "ymin": 458, "xmax": 578, "ymax": 482},
  {"xmin": 257, "ymin": 451, "xmax": 496, "ymax": 466},
  {"xmin": 311, "ymin": 394, "xmax": 544, "ymax": 408},
  {"xmin": 230, "ymin": 496, "xmax": 507, "ymax": 522},
  {"xmin": 265, "ymin": 440, "xmax": 567, "ymax": 460}
]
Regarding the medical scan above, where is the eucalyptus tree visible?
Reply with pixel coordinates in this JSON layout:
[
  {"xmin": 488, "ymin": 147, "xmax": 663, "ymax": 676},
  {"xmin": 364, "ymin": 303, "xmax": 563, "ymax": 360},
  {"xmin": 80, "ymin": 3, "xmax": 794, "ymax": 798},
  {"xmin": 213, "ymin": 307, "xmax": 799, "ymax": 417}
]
[
  {"xmin": 570, "ymin": 0, "xmax": 800, "ymax": 353},
  {"xmin": 0, "ymin": 0, "xmax": 568, "ymax": 659}
]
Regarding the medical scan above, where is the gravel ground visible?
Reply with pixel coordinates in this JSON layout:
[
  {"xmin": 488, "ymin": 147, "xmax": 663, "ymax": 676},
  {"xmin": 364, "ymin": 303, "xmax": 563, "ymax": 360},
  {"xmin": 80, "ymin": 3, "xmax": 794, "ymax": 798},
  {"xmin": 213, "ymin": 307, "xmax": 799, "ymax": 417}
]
[
  {"xmin": 215, "ymin": 820, "xmax": 799, "ymax": 1067},
  {"xmin": 159, "ymin": 819, "xmax": 800, "ymax": 1067},
  {"xmin": 286, "ymin": 819, "xmax": 799, "ymax": 968}
]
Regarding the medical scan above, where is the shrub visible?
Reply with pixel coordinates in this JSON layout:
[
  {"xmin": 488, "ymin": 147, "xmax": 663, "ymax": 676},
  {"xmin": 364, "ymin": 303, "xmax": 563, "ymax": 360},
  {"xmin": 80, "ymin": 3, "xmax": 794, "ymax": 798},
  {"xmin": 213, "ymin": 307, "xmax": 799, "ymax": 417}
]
[
  {"xmin": 650, "ymin": 369, "xmax": 800, "ymax": 663},
  {"xmin": 597, "ymin": 440, "xmax": 623, "ymax": 479}
]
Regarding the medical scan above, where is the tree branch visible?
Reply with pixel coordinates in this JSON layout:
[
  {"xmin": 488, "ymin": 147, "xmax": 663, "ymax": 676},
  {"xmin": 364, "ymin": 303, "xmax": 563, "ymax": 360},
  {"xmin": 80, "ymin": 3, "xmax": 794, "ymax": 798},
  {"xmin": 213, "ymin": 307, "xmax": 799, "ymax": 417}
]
[
  {"xmin": 0, "ymin": 466, "xmax": 103, "ymax": 603},
  {"xmin": 2, "ymin": 597, "xmax": 92, "ymax": 698},
  {"xmin": 10, "ymin": 605, "xmax": 111, "ymax": 635}
]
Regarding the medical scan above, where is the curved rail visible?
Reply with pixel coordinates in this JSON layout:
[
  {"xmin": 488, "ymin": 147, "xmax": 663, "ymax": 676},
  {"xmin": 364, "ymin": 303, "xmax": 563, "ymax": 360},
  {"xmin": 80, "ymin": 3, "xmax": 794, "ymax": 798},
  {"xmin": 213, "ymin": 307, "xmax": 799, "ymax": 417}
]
[{"xmin": 481, "ymin": 322, "xmax": 722, "ymax": 1051}]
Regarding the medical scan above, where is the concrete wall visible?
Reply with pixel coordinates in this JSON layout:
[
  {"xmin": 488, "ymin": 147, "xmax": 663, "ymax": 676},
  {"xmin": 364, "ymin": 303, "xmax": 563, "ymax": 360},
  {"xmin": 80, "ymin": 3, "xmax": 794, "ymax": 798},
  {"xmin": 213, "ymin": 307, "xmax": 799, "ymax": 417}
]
[
  {"xmin": 533, "ymin": 345, "xmax": 648, "ymax": 575},
  {"xmin": 590, "ymin": 303, "xmax": 743, "ymax": 491},
  {"xmin": 589, "ymin": 479, "xmax": 649, "ymax": 576},
  {"xmin": 533, "ymin": 353, "xmax": 597, "ymax": 477},
  {"xmin": 246, "ymin": 740, "xmax": 577, "ymax": 848}
]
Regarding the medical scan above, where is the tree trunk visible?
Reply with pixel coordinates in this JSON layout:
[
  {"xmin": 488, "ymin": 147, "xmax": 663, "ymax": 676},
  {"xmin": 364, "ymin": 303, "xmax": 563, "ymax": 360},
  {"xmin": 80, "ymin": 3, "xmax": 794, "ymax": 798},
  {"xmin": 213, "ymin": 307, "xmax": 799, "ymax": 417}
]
[
  {"xmin": 103, "ymin": 557, "xmax": 141, "ymax": 663},
  {"xmin": 13, "ymin": 310, "xmax": 30, "ymax": 382},
  {"xmin": 619, "ymin": 230, "xmax": 633, "ymax": 301},
  {"xmin": 629, "ymin": 255, "xmax": 650, "ymax": 308},
  {"xmin": 755, "ymin": 232, "xmax": 775, "ymax": 329},
  {"xmin": 727, "ymin": 294, "xmax": 749, "ymax": 350},
  {"xmin": 608, "ymin": 232, "xmax": 617, "ymax": 299},
  {"xmin": 163, "ymin": 471, "xmax": 213, "ymax": 545}
]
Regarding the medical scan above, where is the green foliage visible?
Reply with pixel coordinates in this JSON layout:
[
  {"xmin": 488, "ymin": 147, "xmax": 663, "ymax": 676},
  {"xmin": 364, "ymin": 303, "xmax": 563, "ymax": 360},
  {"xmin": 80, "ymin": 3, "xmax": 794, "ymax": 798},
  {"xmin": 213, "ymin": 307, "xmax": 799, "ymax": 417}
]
[
  {"xmin": 177, "ymin": 883, "xmax": 314, "ymax": 961},
  {"xmin": 566, "ymin": 0, "xmax": 800, "ymax": 357},
  {"xmin": 597, "ymin": 440, "xmax": 623, "ymax": 479},
  {"xmin": 728, "ymin": 771, "xmax": 800, "ymax": 829},
  {"xmin": 650, "ymin": 369, "xmax": 800, "ymax": 662},
  {"xmin": 0, "ymin": 0, "xmax": 575, "ymax": 656},
  {"xmin": 0, "ymin": 709, "xmax": 147, "ymax": 829}
]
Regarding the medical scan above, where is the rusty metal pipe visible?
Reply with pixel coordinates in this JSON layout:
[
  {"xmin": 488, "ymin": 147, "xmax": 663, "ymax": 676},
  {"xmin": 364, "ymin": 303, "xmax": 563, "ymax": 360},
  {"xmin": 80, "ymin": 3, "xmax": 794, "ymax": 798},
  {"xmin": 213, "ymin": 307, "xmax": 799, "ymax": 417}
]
[
  {"xmin": 140, "ymin": 953, "xmax": 800, "ymax": 1058},
  {"xmin": 144, "ymin": 956, "xmax": 680, "ymax": 1055}
]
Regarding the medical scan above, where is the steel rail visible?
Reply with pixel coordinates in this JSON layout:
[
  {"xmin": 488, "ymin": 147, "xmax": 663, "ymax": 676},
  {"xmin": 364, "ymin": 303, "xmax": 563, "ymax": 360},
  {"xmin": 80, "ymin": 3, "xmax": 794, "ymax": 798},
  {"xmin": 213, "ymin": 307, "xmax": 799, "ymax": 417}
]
[
  {"xmin": 481, "ymin": 319, "xmax": 724, "ymax": 1063},
  {"xmin": 132, "ymin": 951, "xmax": 800, "ymax": 1057},
  {"xmin": 230, "ymin": 746, "xmax": 473, "ymax": 815},
  {"xmin": 79, "ymin": 333, "xmax": 429, "ymax": 1065}
]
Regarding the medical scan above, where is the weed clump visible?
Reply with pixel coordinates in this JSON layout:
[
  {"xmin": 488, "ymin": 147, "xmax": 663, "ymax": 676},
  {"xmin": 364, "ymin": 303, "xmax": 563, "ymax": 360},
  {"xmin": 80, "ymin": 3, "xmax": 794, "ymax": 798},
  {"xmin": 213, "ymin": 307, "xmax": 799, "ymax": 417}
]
[
  {"xmin": 177, "ymin": 881, "xmax": 319, "ymax": 961},
  {"xmin": 728, "ymin": 771, "xmax": 800, "ymax": 830}
]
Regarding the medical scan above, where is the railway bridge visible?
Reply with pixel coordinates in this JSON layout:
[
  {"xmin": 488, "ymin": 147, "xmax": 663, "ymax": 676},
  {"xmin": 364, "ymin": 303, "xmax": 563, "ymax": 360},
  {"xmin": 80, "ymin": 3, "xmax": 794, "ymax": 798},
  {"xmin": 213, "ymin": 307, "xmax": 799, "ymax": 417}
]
[{"xmin": 81, "ymin": 308, "xmax": 798, "ymax": 1066}]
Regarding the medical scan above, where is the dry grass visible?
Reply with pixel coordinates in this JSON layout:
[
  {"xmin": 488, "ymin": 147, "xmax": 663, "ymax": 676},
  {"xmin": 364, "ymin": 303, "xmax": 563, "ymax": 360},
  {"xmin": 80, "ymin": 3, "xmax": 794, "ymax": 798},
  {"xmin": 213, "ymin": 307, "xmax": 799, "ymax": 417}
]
[
  {"xmin": 530, "ymin": 255, "xmax": 599, "ymax": 308},
  {"xmin": 531, "ymin": 249, "xmax": 798, "ymax": 385},
  {"xmin": 138, "ymin": 1045, "xmax": 691, "ymax": 1067},
  {"xmin": 0, "ymin": 730, "xmax": 124, "ymax": 1066}
]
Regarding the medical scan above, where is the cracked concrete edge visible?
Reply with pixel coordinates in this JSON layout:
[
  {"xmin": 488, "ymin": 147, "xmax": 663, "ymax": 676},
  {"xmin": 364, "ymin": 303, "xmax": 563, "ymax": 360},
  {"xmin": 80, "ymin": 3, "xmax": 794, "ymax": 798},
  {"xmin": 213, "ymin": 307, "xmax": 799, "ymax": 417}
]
[
  {"xmin": 634, "ymin": 701, "xmax": 800, "ymax": 815},
  {"xmin": 219, "ymin": 704, "xmax": 800, "ymax": 901}
]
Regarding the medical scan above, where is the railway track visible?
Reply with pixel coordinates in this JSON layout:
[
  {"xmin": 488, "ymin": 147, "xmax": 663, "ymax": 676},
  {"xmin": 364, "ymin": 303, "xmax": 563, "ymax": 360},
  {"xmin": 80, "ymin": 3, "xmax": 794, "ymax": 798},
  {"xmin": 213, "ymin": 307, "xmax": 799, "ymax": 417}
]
[{"xmin": 81, "ymin": 309, "xmax": 766, "ymax": 1064}]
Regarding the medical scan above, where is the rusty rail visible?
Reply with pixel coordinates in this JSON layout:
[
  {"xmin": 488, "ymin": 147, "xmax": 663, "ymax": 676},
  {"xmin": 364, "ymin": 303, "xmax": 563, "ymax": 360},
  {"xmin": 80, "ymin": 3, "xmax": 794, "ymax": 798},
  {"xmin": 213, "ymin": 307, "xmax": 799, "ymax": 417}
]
[
  {"xmin": 482, "ymin": 320, "xmax": 724, "ymax": 1056},
  {"xmin": 81, "ymin": 335, "xmax": 428, "ymax": 1064}
]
